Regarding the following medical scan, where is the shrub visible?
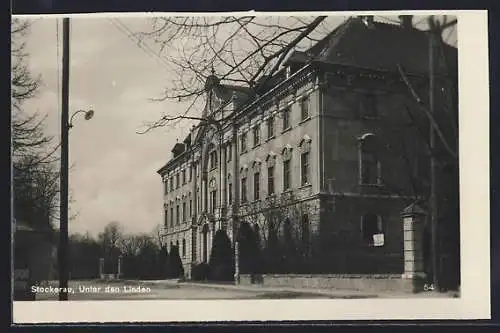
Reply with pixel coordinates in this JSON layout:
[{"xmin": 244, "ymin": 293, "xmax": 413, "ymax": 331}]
[
  {"xmin": 238, "ymin": 222, "xmax": 262, "ymax": 274},
  {"xmin": 210, "ymin": 264, "xmax": 233, "ymax": 282},
  {"xmin": 191, "ymin": 263, "xmax": 210, "ymax": 281},
  {"xmin": 168, "ymin": 245, "xmax": 184, "ymax": 279},
  {"xmin": 208, "ymin": 230, "xmax": 234, "ymax": 281}
]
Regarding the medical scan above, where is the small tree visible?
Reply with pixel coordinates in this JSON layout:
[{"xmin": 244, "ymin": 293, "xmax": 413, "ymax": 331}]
[
  {"xmin": 208, "ymin": 229, "xmax": 234, "ymax": 281},
  {"xmin": 168, "ymin": 245, "xmax": 184, "ymax": 279},
  {"xmin": 158, "ymin": 245, "xmax": 170, "ymax": 279},
  {"xmin": 237, "ymin": 221, "xmax": 262, "ymax": 275}
]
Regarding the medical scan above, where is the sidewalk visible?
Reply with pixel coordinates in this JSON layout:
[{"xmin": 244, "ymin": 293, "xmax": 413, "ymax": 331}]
[{"xmin": 123, "ymin": 279, "xmax": 459, "ymax": 299}]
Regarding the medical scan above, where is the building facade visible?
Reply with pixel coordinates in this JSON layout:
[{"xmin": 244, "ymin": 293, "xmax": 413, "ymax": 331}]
[{"xmin": 158, "ymin": 16, "xmax": 458, "ymax": 280}]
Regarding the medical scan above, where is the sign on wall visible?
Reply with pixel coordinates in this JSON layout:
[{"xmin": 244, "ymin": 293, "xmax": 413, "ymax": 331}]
[{"xmin": 373, "ymin": 233, "xmax": 385, "ymax": 247}]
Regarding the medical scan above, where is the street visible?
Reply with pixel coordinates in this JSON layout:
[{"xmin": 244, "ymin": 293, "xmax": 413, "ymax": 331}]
[{"xmin": 31, "ymin": 280, "xmax": 336, "ymax": 300}]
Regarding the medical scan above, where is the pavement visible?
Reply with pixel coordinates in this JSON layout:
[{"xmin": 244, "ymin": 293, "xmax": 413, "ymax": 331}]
[
  {"xmin": 133, "ymin": 279, "xmax": 460, "ymax": 299},
  {"xmin": 29, "ymin": 279, "xmax": 460, "ymax": 301}
]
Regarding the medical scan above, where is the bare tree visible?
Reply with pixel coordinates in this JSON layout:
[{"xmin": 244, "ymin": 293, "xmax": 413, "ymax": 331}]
[
  {"xmin": 134, "ymin": 16, "xmax": 334, "ymax": 132},
  {"xmin": 98, "ymin": 222, "xmax": 124, "ymax": 272},
  {"xmin": 238, "ymin": 193, "xmax": 312, "ymax": 273},
  {"xmin": 11, "ymin": 18, "xmax": 63, "ymax": 232},
  {"xmin": 131, "ymin": 15, "xmax": 456, "ymax": 134},
  {"xmin": 151, "ymin": 224, "xmax": 166, "ymax": 249}
]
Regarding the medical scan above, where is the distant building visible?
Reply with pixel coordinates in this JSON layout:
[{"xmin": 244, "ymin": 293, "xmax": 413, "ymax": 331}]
[{"xmin": 157, "ymin": 16, "xmax": 458, "ymax": 283}]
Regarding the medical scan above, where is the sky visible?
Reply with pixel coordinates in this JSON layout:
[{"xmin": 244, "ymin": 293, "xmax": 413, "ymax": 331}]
[
  {"xmin": 19, "ymin": 16, "xmax": 195, "ymax": 236},
  {"xmin": 16, "ymin": 14, "xmax": 457, "ymax": 237}
]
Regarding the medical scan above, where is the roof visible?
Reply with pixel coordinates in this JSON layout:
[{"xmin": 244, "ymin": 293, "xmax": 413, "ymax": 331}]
[
  {"xmin": 215, "ymin": 84, "xmax": 251, "ymax": 104},
  {"xmin": 289, "ymin": 17, "xmax": 457, "ymax": 75},
  {"xmin": 157, "ymin": 17, "xmax": 458, "ymax": 175}
]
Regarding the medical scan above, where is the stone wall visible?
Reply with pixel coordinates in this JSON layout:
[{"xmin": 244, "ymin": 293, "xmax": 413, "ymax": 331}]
[
  {"xmin": 239, "ymin": 273, "xmax": 421, "ymax": 293},
  {"xmin": 315, "ymin": 195, "xmax": 410, "ymax": 274}
]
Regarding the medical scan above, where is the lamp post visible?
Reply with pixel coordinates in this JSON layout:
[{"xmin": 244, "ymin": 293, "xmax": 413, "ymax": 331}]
[
  {"xmin": 58, "ymin": 13, "xmax": 95, "ymax": 302},
  {"xmin": 58, "ymin": 108, "xmax": 94, "ymax": 301}
]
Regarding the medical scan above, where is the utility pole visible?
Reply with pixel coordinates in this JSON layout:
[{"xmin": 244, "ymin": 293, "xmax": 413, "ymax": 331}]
[
  {"xmin": 428, "ymin": 16, "xmax": 439, "ymax": 291},
  {"xmin": 58, "ymin": 17, "xmax": 70, "ymax": 301}
]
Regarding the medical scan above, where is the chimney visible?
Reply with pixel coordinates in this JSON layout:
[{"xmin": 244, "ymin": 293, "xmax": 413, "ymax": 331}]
[
  {"xmin": 399, "ymin": 15, "xmax": 413, "ymax": 29},
  {"xmin": 361, "ymin": 15, "xmax": 375, "ymax": 28}
]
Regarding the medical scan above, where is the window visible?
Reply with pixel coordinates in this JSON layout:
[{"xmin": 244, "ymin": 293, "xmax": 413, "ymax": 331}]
[
  {"xmin": 182, "ymin": 202, "xmax": 186, "ymax": 222},
  {"xmin": 176, "ymin": 205, "xmax": 180, "ymax": 225},
  {"xmin": 301, "ymin": 151, "xmax": 310, "ymax": 185},
  {"xmin": 164, "ymin": 180, "xmax": 168, "ymax": 194},
  {"xmin": 282, "ymin": 107, "xmax": 291, "ymax": 130},
  {"xmin": 359, "ymin": 135, "xmax": 381, "ymax": 185},
  {"xmin": 360, "ymin": 94, "xmax": 378, "ymax": 118},
  {"xmin": 210, "ymin": 151, "xmax": 218, "ymax": 170},
  {"xmin": 283, "ymin": 160, "xmax": 291, "ymax": 190},
  {"xmin": 170, "ymin": 177, "xmax": 174, "ymax": 191},
  {"xmin": 227, "ymin": 144, "xmax": 232, "ymax": 162},
  {"xmin": 189, "ymin": 166, "xmax": 192, "ymax": 182},
  {"xmin": 210, "ymin": 190, "xmax": 217, "ymax": 213},
  {"xmin": 253, "ymin": 125, "xmax": 260, "ymax": 146},
  {"xmin": 253, "ymin": 172, "xmax": 260, "ymax": 201},
  {"xmin": 241, "ymin": 177, "xmax": 247, "ymax": 203},
  {"xmin": 189, "ymin": 199, "xmax": 192, "ymax": 216},
  {"xmin": 182, "ymin": 170, "xmax": 186, "ymax": 184},
  {"xmin": 170, "ymin": 207, "xmax": 174, "ymax": 228},
  {"xmin": 164, "ymin": 209, "xmax": 168, "ymax": 228},
  {"xmin": 267, "ymin": 166, "xmax": 275, "ymax": 195},
  {"xmin": 300, "ymin": 96, "xmax": 310, "ymax": 120},
  {"xmin": 267, "ymin": 116, "xmax": 274, "ymax": 139},
  {"xmin": 228, "ymin": 183, "xmax": 233, "ymax": 205},
  {"xmin": 362, "ymin": 214, "xmax": 383, "ymax": 246},
  {"xmin": 176, "ymin": 174, "xmax": 180, "ymax": 188},
  {"xmin": 182, "ymin": 239, "xmax": 186, "ymax": 257},
  {"xmin": 240, "ymin": 133, "xmax": 247, "ymax": 153}
]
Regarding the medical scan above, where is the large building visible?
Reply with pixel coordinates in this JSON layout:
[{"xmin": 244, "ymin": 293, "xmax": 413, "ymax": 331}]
[{"xmin": 157, "ymin": 16, "xmax": 458, "ymax": 282}]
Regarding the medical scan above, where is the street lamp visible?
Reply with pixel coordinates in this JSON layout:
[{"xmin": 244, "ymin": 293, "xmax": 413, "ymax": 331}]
[
  {"xmin": 69, "ymin": 109, "xmax": 94, "ymax": 129},
  {"xmin": 58, "ymin": 108, "xmax": 94, "ymax": 301}
]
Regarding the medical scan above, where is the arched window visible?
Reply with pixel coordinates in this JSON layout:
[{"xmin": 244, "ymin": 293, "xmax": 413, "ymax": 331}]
[
  {"xmin": 209, "ymin": 178, "xmax": 217, "ymax": 213},
  {"xmin": 240, "ymin": 165, "xmax": 249, "ymax": 203},
  {"xmin": 298, "ymin": 135, "xmax": 312, "ymax": 186},
  {"xmin": 253, "ymin": 170, "xmax": 260, "ymax": 201},
  {"xmin": 282, "ymin": 145, "xmax": 293, "ymax": 191},
  {"xmin": 358, "ymin": 133, "xmax": 381, "ymax": 185},
  {"xmin": 209, "ymin": 150, "xmax": 218, "ymax": 170}
]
